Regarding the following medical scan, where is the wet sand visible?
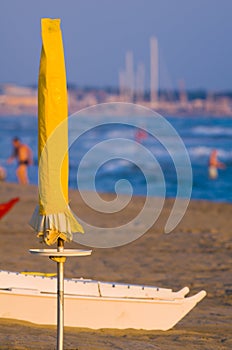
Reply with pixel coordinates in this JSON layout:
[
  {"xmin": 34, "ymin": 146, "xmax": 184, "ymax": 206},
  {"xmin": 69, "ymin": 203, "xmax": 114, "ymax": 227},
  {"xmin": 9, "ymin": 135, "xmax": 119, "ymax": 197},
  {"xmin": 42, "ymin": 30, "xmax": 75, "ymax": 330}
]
[{"xmin": 0, "ymin": 182, "xmax": 231, "ymax": 349}]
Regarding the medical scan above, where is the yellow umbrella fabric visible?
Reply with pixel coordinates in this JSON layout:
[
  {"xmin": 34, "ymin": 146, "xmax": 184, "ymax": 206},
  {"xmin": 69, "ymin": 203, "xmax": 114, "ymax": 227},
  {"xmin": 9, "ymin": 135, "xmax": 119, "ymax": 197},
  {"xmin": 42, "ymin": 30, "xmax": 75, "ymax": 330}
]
[{"xmin": 30, "ymin": 18, "xmax": 84, "ymax": 245}]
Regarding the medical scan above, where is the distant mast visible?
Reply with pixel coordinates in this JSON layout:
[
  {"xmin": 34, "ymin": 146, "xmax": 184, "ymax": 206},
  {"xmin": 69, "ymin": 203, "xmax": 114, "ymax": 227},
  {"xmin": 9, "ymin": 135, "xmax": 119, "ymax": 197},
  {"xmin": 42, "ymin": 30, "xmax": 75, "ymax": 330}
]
[
  {"xmin": 150, "ymin": 36, "xmax": 159, "ymax": 105},
  {"xmin": 119, "ymin": 69, "xmax": 126, "ymax": 101},
  {"xmin": 125, "ymin": 51, "xmax": 134, "ymax": 102},
  {"xmin": 135, "ymin": 62, "xmax": 145, "ymax": 103},
  {"xmin": 178, "ymin": 79, "xmax": 188, "ymax": 105}
]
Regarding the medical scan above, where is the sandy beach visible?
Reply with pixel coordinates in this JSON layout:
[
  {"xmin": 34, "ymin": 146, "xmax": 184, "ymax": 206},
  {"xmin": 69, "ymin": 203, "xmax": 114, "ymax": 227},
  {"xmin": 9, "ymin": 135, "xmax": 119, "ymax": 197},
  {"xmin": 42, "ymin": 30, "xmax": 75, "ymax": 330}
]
[{"xmin": 0, "ymin": 182, "xmax": 231, "ymax": 349}]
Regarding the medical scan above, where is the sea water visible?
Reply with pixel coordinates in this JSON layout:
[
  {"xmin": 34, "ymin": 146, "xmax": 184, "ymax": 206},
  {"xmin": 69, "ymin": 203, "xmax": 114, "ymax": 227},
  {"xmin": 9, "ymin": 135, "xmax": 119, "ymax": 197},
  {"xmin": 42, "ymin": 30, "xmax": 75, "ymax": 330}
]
[{"xmin": 0, "ymin": 114, "xmax": 232, "ymax": 203}]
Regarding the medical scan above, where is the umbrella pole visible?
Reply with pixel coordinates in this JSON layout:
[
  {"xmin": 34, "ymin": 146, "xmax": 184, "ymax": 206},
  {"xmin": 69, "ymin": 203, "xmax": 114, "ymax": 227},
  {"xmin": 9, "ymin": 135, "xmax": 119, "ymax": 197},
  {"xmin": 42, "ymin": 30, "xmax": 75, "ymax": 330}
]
[
  {"xmin": 29, "ymin": 247, "xmax": 92, "ymax": 350},
  {"xmin": 57, "ymin": 238, "xmax": 65, "ymax": 350}
]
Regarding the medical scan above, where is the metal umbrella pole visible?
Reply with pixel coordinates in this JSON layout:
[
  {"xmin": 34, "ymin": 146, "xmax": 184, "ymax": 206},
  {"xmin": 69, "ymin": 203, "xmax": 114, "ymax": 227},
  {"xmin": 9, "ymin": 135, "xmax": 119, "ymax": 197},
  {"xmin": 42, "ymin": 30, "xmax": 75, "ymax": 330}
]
[
  {"xmin": 49, "ymin": 238, "xmax": 66, "ymax": 350},
  {"xmin": 56, "ymin": 238, "xmax": 65, "ymax": 350},
  {"xmin": 30, "ymin": 246, "xmax": 92, "ymax": 350}
]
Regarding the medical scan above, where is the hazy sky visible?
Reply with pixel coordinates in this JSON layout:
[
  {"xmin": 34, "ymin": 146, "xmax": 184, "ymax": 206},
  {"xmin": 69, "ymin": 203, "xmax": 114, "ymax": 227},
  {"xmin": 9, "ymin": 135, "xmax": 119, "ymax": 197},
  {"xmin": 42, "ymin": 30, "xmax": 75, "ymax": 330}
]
[{"xmin": 0, "ymin": 0, "xmax": 231, "ymax": 90}]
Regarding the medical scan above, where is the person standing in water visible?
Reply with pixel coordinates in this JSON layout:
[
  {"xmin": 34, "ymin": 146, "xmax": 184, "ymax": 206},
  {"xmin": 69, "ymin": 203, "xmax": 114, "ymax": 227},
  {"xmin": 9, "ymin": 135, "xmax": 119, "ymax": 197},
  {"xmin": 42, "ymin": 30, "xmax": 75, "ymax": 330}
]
[
  {"xmin": 208, "ymin": 149, "xmax": 225, "ymax": 179},
  {"xmin": 7, "ymin": 137, "xmax": 33, "ymax": 184}
]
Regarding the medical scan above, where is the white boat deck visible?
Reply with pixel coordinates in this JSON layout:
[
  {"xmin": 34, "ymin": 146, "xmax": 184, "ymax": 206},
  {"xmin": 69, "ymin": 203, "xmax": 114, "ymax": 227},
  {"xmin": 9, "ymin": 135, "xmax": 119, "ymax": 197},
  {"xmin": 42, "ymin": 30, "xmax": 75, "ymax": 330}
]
[{"xmin": 0, "ymin": 270, "xmax": 188, "ymax": 300}]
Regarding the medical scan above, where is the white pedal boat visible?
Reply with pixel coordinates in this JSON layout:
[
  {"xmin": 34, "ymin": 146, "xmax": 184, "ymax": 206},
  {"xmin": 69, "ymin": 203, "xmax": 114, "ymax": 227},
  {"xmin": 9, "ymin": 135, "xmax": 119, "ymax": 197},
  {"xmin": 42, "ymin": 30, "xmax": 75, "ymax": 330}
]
[{"xmin": 0, "ymin": 270, "xmax": 206, "ymax": 331}]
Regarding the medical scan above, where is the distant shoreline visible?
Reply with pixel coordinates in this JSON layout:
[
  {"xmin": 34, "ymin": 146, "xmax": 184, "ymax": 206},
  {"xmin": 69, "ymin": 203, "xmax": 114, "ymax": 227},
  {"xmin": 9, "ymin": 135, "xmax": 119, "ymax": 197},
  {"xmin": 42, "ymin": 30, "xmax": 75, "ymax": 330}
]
[
  {"xmin": 1, "ymin": 83, "xmax": 232, "ymax": 117},
  {"xmin": 2, "ymin": 179, "xmax": 232, "ymax": 205}
]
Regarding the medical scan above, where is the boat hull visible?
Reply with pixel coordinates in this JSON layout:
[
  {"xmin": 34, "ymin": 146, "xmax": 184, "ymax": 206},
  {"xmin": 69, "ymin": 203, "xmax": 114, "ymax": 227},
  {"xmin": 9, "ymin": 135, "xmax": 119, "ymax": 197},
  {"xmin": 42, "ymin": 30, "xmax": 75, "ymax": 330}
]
[{"xmin": 0, "ymin": 271, "xmax": 206, "ymax": 330}]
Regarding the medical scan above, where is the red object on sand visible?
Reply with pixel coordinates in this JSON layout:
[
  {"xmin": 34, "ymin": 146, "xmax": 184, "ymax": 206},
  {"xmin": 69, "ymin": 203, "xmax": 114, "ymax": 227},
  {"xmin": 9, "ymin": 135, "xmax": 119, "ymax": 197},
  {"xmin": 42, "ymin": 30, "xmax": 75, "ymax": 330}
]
[{"xmin": 0, "ymin": 198, "xmax": 20, "ymax": 219}]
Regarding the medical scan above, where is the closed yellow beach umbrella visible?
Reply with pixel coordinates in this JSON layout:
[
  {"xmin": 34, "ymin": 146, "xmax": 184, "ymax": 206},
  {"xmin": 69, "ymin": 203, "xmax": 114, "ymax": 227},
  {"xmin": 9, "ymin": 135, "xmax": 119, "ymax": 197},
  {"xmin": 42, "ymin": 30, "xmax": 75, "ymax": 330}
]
[
  {"xmin": 29, "ymin": 19, "xmax": 92, "ymax": 350},
  {"xmin": 30, "ymin": 18, "xmax": 84, "ymax": 245}
]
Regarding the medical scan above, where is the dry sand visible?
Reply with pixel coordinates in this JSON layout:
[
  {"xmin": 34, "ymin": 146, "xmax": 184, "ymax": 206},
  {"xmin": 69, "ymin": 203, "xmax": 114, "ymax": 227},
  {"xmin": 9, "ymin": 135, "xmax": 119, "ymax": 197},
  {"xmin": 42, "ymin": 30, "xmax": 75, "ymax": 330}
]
[{"xmin": 0, "ymin": 182, "xmax": 231, "ymax": 349}]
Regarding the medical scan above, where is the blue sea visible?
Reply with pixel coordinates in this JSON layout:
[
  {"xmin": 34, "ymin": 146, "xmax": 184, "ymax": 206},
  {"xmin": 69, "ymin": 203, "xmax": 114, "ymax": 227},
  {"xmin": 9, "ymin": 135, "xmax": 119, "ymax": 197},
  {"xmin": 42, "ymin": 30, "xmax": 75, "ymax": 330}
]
[{"xmin": 1, "ymin": 113, "xmax": 232, "ymax": 203}]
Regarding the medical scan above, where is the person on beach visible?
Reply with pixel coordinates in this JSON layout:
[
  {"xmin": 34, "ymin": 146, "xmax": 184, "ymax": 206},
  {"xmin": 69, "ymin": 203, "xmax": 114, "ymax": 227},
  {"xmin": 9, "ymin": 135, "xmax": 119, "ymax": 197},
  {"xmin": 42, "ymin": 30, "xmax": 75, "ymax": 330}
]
[
  {"xmin": 7, "ymin": 137, "xmax": 33, "ymax": 184},
  {"xmin": 0, "ymin": 166, "xmax": 6, "ymax": 181},
  {"xmin": 135, "ymin": 128, "xmax": 147, "ymax": 144},
  {"xmin": 208, "ymin": 149, "xmax": 225, "ymax": 179}
]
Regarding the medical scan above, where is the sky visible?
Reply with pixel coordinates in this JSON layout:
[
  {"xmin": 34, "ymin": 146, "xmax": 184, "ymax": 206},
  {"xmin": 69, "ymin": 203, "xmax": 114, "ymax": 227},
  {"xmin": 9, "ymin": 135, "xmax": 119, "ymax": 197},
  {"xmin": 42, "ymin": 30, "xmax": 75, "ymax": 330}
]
[{"xmin": 0, "ymin": 0, "xmax": 232, "ymax": 91}]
